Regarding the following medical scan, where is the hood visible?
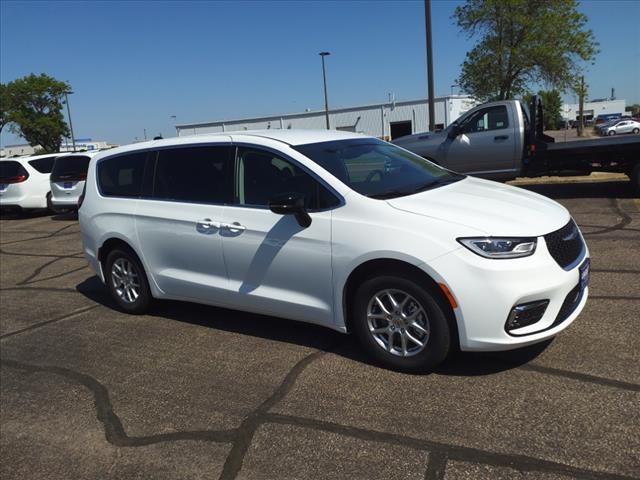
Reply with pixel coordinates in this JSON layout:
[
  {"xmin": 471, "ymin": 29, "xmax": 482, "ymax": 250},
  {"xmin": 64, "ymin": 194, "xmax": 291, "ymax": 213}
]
[
  {"xmin": 392, "ymin": 131, "xmax": 448, "ymax": 156},
  {"xmin": 387, "ymin": 177, "xmax": 570, "ymax": 237}
]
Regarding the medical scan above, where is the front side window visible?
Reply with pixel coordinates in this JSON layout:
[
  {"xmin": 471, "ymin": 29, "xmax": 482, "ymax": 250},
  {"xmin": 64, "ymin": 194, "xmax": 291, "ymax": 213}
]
[
  {"xmin": 461, "ymin": 105, "xmax": 509, "ymax": 134},
  {"xmin": 153, "ymin": 146, "xmax": 233, "ymax": 204},
  {"xmin": 293, "ymin": 138, "xmax": 463, "ymax": 199},
  {"xmin": 28, "ymin": 156, "xmax": 56, "ymax": 173},
  {"xmin": 98, "ymin": 152, "xmax": 147, "ymax": 198},
  {"xmin": 236, "ymin": 147, "xmax": 339, "ymax": 210}
]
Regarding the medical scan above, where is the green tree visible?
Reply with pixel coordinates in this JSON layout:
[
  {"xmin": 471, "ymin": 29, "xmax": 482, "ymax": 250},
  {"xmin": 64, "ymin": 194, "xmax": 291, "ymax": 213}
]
[
  {"xmin": 6, "ymin": 73, "xmax": 71, "ymax": 153},
  {"xmin": 630, "ymin": 104, "xmax": 640, "ymax": 116},
  {"xmin": 455, "ymin": 0, "xmax": 598, "ymax": 101},
  {"xmin": 538, "ymin": 90, "xmax": 562, "ymax": 130}
]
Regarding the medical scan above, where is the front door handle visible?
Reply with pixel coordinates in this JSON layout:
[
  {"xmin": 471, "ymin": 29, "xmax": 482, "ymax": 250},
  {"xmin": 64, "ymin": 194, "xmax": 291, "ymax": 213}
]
[
  {"xmin": 196, "ymin": 218, "xmax": 220, "ymax": 231},
  {"xmin": 494, "ymin": 135, "xmax": 509, "ymax": 141},
  {"xmin": 223, "ymin": 222, "xmax": 246, "ymax": 233}
]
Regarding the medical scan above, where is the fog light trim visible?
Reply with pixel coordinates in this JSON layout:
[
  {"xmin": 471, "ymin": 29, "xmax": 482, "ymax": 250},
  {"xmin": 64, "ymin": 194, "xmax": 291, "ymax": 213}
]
[{"xmin": 505, "ymin": 300, "xmax": 549, "ymax": 332}]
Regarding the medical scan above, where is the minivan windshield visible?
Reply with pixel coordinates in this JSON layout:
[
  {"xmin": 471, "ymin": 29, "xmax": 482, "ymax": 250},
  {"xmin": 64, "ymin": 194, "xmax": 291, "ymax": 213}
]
[{"xmin": 293, "ymin": 138, "xmax": 464, "ymax": 199}]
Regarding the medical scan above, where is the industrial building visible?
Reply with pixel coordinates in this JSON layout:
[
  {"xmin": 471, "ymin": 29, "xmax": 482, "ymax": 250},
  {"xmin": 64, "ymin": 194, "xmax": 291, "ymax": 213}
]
[
  {"xmin": 561, "ymin": 98, "xmax": 630, "ymax": 122},
  {"xmin": 175, "ymin": 95, "xmax": 478, "ymax": 140}
]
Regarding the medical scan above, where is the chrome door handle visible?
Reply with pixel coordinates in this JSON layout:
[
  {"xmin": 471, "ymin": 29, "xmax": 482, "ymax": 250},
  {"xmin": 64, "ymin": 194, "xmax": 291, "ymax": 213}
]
[
  {"xmin": 224, "ymin": 222, "xmax": 246, "ymax": 233},
  {"xmin": 196, "ymin": 218, "xmax": 220, "ymax": 230}
]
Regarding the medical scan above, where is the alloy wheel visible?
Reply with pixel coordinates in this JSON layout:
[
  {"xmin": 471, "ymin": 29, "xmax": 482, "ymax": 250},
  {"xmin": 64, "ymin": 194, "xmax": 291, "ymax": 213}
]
[
  {"xmin": 366, "ymin": 289, "xmax": 430, "ymax": 357},
  {"xmin": 111, "ymin": 257, "xmax": 140, "ymax": 304}
]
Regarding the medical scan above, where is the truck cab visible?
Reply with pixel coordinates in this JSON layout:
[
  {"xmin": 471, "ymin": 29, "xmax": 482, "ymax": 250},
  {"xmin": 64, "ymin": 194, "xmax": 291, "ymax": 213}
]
[{"xmin": 393, "ymin": 100, "xmax": 528, "ymax": 181}]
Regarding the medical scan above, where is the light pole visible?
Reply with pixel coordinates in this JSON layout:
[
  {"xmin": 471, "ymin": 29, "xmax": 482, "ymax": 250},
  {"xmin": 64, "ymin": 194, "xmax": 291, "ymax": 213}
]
[
  {"xmin": 64, "ymin": 91, "xmax": 76, "ymax": 152},
  {"xmin": 424, "ymin": 0, "xmax": 435, "ymax": 131},
  {"xmin": 319, "ymin": 51, "xmax": 331, "ymax": 130}
]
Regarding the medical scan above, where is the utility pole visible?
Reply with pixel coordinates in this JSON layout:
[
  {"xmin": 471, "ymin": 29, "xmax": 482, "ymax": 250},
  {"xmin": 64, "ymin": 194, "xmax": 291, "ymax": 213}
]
[
  {"xmin": 577, "ymin": 76, "xmax": 585, "ymax": 137},
  {"xmin": 64, "ymin": 91, "xmax": 76, "ymax": 152},
  {"xmin": 319, "ymin": 52, "xmax": 331, "ymax": 130},
  {"xmin": 424, "ymin": 0, "xmax": 435, "ymax": 131}
]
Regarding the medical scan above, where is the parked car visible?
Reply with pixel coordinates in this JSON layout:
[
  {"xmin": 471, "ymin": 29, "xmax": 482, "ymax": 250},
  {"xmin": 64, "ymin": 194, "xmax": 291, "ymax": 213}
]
[
  {"xmin": 50, "ymin": 151, "xmax": 98, "ymax": 211},
  {"xmin": 601, "ymin": 119, "xmax": 640, "ymax": 136},
  {"xmin": 79, "ymin": 131, "xmax": 590, "ymax": 371},
  {"xmin": 0, "ymin": 153, "xmax": 62, "ymax": 213},
  {"xmin": 594, "ymin": 118, "xmax": 619, "ymax": 135}
]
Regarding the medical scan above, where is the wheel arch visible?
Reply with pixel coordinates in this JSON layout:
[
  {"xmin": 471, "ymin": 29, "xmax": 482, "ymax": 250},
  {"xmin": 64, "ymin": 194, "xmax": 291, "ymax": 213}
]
[{"xmin": 341, "ymin": 258, "xmax": 459, "ymax": 348}]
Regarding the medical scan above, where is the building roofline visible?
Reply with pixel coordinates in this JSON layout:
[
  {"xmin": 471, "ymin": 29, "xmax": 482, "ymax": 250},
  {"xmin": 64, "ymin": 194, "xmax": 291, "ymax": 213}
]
[{"xmin": 175, "ymin": 95, "xmax": 475, "ymax": 129}]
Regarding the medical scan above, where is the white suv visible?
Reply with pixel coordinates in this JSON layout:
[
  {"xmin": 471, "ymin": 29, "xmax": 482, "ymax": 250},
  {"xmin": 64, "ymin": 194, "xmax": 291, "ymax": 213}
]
[
  {"xmin": 0, "ymin": 153, "xmax": 61, "ymax": 212},
  {"xmin": 50, "ymin": 151, "xmax": 98, "ymax": 211},
  {"xmin": 79, "ymin": 131, "xmax": 589, "ymax": 371}
]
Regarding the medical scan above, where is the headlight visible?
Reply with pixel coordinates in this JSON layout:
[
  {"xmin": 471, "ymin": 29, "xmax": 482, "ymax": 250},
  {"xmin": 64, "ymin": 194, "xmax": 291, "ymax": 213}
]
[{"xmin": 457, "ymin": 237, "xmax": 537, "ymax": 259}]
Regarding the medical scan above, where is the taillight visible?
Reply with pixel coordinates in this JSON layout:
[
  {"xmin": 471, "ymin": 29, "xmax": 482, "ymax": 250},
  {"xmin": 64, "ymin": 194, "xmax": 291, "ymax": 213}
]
[
  {"xmin": 78, "ymin": 172, "xmax": 87, "ymax": 180},
  {"xmin": 5, "ymin": 175, "xmax": 28, "ymax": 184}
]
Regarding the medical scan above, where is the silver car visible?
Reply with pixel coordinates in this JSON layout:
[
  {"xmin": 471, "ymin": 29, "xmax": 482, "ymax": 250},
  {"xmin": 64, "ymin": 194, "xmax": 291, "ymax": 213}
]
[{"xmin": 603, "ymin": 120, "xmax": 640, "ymax": 136}]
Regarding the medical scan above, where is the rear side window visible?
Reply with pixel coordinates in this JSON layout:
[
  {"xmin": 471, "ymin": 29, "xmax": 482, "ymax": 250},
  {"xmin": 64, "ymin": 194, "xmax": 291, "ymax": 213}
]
[
  {"xmin": 153, "ymin": 146, "xmax": 233, "ymax": 204},
  {"xmin": 51, "ymin": 155, "xmax": 91, "ymax": 182},
  {"xmin": 98, "ymin": 152, "xmax": 147, "ymax": 197},
  {"xmin": 0, "ymin": 161, "xmax": 29, "ymax": 181},
  {"xmin": 28, "ymin": 157, "xmax": 56, "ymax": 173}
]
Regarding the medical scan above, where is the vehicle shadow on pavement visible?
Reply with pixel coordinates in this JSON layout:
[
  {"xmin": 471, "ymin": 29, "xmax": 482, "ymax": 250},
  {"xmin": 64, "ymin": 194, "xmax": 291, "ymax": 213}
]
[
  {"xmin": 515, "ymin": 180, "xmax": 636, "ymax": 199},
  {"xmin": 50, "ymin": 211, "xmax": 78, "ymax": 221},
  {"xmin": 0, "ymin": 210, "xmax": 51, "ymax": 220},
  {"xmin": 76, "ymin": 276, "xmax": 549, "ymax": 377}
]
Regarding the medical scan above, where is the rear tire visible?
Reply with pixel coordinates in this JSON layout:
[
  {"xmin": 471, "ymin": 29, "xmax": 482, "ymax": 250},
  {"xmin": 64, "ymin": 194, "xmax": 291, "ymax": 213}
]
[
  {"xmin": 352, "ymin": 275, "xmax": 451, "ymax": 372},
  {"xmin": 608, "ymin": 130, "xmax": 616, "ymax": 136},
  {"xmin": 46, "ymin": 192, "xmax": 54, "ymax": 213},
  {"xmin": 104, "ymin": 248, "xmax": 152, "ymax": 314},
  {"xmin": 633, "ymin": 128, "xmax": 639, "ymax": 134}
]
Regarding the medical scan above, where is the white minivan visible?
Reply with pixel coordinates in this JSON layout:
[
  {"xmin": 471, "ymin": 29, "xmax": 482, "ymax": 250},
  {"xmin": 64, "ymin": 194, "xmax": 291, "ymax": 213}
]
[
  {"xmin": 79, "ymin": 131, "xmax": 589, "ymax": 370},
  {"xmin": 50, "ymin": 151, "xmax": 98, "ymax": 211},
  {"xmin": 0, "ymin": 153, "xmax": 61, "ymax": 212}
]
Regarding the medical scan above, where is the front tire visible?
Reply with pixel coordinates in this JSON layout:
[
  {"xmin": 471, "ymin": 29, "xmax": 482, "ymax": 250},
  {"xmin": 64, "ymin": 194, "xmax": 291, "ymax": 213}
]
[
  {"xmin": 352, "ymin": 275, "xmax": 451, "ymax": 372},
  {"xmin": 104, "ymin": 248, "xmax": 152, "ymax": 314},
  {"xmin": 608, "ymin": 130, "xmax": 616, "ymax": 136}
]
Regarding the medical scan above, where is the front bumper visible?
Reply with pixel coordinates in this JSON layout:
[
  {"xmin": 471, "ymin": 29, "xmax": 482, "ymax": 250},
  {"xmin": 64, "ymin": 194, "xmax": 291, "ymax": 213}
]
[{"xmin": 424, "ymin": 236, "xmax": 589, "ymax": 352}]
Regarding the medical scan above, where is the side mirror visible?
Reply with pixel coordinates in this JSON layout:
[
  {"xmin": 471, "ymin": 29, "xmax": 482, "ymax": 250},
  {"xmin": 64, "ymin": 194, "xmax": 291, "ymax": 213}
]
[
  {"xmin": 447, "ymin": 123, "xmax": 461, "ymax": 139},
  {"xmin": 268, "ymin": 192, "xmax": 312, "ymax": 228}
]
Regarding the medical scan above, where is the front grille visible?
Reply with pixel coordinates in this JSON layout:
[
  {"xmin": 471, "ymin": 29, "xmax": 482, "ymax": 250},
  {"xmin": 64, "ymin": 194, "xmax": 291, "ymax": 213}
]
[
  {"xmin": 544, "ymin": 219, "xmax": 584, "ymax": 269},
  {"xmin": 552, "ymin": 283, "xmax": 583, "ymax": 327}
]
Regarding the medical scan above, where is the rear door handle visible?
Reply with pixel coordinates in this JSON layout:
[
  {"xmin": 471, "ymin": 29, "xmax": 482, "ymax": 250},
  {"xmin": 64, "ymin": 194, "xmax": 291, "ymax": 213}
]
[
  {"xmin": 494, "ymin": 135, "xmax": 509, "ymax": 141},
  {"xmin": 223, "ymin": 222, "xmax": 246, "ymax": 233}
]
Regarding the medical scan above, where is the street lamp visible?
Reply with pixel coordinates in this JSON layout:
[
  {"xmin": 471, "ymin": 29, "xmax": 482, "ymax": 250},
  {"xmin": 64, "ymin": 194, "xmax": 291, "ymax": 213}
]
[
  {"xmin": 64, "ymin": 91, "xmax": 76, "ymax": 152},
  {"xmin": 319, "ymin": 51, "xmax": 331, "ymax": 130}
]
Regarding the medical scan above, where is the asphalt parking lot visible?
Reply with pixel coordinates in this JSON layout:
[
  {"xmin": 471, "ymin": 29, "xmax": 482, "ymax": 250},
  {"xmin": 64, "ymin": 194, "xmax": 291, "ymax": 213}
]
[{"xmin": 1, "ymin": 179, "xmax": 638, "ymax": 480}]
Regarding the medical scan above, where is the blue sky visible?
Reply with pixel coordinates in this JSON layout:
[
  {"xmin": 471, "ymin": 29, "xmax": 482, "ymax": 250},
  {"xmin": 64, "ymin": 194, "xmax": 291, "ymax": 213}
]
[{"xmin": 1, "ymin": 0, "xmax": 639, "ymax": 146}]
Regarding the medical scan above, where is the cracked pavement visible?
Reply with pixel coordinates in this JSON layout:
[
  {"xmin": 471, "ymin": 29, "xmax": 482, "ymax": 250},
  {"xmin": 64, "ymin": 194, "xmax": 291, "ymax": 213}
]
[{"xmin": 1, "ymin": 180, "xmax": 639, "ymax": 480}]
